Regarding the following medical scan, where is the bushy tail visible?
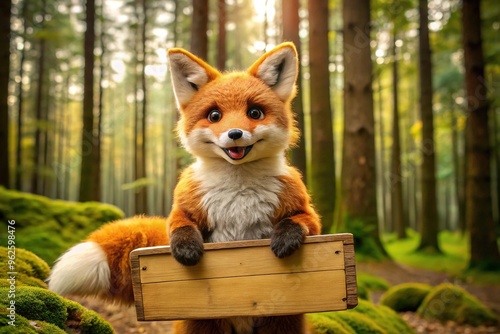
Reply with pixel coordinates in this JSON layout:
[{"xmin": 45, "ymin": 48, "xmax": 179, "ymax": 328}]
[{"xmin": 48, "ymin": 216, "xmax": 169, "ymax": 305}]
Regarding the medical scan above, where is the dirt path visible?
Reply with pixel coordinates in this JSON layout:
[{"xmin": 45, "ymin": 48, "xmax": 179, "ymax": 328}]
[{"xmin": 75, "ymin": 260, "xmax": 500, "ymax": 333}]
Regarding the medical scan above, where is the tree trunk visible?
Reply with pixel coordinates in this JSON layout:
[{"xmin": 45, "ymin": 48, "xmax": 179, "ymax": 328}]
[
  {"xmin": 95, "ymin": 0, "xmax": 105, "ymax": 202},
  {"xmin": 417, "ymin": 0, "xmax": 440, "ymax": 253},
  {"xmin": 282, "ymin": 0, "xmax": 307, "ymax": 182},
  {"xmin": 140, "ymin": 0, "xmax": 148, "ymax": 213},
  {"xmin": 190, "ymin": 0, "xmax": 208, "ymax": 60},
  {"xmin": 216, "ymin": 0, "xmax": 226, "ymax": 70},
  {"xmin": 376, "ymin": 70, "xmax": 388, "ymax": 232},
  {"xmin": 15, "ymin": 0, "xmax": 28, "ymax": 191},
  {"xmin": 462, "ymin": 0, "xmax": 500, "ymax": 269},
  {"xmin": 79, "ymin": 0, "xmax": 98, "ymax": 202},
  {"xmin": 308, "ymin": 0, "xmax": 336, "ymax": 233},
  {"xmin": 451, "ymin": 101, "xmax": 466, "ymax": 232},
  {"xmin": 342, "ymin": 0, "xmax": 387, "ymax": 258},
  {"xmin": 32, "ymin": 0, "xmax": 47, "ymax": 194},
  {"xmin": 391, "ymin": 33, "xmax": 407, "ymax": 239},
  {"xmin": 0, "ymin": 0, "xmax": 11, "ymax": 188}
]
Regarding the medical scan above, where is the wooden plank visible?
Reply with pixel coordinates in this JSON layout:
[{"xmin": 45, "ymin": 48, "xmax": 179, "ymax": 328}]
[
  {"xmin": 138, "ymin": 241, "xmax": 344, "ymax": 284},
  {"xmin": 130, "ymin": 234, "xmax": 358, "ymax": 321},
  {"xmin": 141, "ymin": 270, "xmax": 347, "ymax": 321}
]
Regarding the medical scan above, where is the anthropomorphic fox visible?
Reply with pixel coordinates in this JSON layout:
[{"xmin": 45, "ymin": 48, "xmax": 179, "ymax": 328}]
[{"xmin": 48, "ymin": 42, "xmax": 321, "ymax": 334}]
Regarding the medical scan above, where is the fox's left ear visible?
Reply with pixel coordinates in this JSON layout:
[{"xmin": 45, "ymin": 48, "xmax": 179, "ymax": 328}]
[{"xmin": 248, "ymin": 42, "xmax": 298, "ymax": 101}]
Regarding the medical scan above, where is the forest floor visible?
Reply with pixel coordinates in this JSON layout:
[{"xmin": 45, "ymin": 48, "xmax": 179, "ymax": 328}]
[{"xmin": 75, "ymin": 260, "xmax": 500, "ymax": 333}]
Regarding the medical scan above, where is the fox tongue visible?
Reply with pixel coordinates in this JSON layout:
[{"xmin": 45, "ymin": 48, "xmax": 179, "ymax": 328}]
[{"xmin": 227, "ymin": 147, "xmax": 246, "ymax": 159}]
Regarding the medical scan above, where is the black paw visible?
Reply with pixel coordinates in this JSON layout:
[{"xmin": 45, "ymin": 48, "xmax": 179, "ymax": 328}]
[
  {"xmin": 270, "ymin": 218, "xmax": 305, "ymax": 258},
  {"xmin": 170, "ymin": 226, "xmax": 204, "ymax": 266}
]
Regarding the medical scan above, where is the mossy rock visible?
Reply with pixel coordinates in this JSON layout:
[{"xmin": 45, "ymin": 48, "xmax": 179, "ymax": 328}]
[
  {"xmin": 0, "ymin": 286, "xmax": 113, "ymax": 333},
  {"xmin": 0, "ymin": 247, "xmax": 49, "ymax": 288},
  {"xmin": 330, "ymin": 311, "xmax": 385, "ymax": 334},
  {"xmin": 380, "ymin": 283, "xmax": 432, "ymax": 312},
  {"xmin": 0, "ymin": 310, "xmax": 66, "ymax": 333},
  {"xmin": 349, "ymin": 299, "xmax": 414, "ymax": 334},
  {"xmin": 307, "ymin": 314, "xmax": 354, "ymax": 334},
  {"xmin": 0, "ymin": 186, "xmax": 124, "ymax": 264},
  {"xmin": 310, "ymin": 300, "xmax": 415, "ymax": 334},
  {"xmin": 417, "ymin": 283, "xmax": 498, "ymax": 326}
]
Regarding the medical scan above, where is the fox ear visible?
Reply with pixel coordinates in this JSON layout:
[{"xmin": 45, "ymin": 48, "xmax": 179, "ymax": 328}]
[
  {"xmin": 168, "ymin": 49, "xmax": 220, "ymax": 107},
  {"xmin": 248, "ymin": 42, "xmax": 298, "ymax": 101}
]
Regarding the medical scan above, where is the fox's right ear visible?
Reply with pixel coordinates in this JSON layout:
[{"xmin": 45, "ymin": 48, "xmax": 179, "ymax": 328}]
[{"xmin": 168, "ymin": 49, "xmax": 220, "ymax": 107}]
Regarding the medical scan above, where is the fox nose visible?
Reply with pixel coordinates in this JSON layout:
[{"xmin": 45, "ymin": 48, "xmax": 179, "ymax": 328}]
[{"xmin": 228, "ymin": 129, "xmax": 243, "ymax": 140}]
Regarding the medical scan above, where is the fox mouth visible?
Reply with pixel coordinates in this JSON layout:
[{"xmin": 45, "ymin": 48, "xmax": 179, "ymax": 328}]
[{"xmin": 222, "ymin": 145, "xmax": 254, "ymax": 160}]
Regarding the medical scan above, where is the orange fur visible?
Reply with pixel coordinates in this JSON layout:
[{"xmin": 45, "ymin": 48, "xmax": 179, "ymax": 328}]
[{"xmin": 86, "ymin": 216, "xmax": 169, "ymax": 304}]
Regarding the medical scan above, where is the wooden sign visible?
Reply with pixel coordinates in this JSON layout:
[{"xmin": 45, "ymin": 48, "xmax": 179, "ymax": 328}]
[{"xmin": 130, "ymin": 234, "xmax": 357, "ymax": 321}]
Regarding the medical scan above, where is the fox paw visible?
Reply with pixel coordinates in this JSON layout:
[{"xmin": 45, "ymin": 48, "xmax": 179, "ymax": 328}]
[
  {"xmin": 170, "ymin": 226, "xmax": 204, "ymax": 266},
  {"xmin": 270, "ymin": 218, "xmax": 305, "ymax": 258}
]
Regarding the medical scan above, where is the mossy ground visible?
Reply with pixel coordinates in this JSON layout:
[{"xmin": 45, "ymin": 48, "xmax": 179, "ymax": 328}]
[{"xmin": 0, "ymin": 187, "xmax": 123, "ymax": 264}]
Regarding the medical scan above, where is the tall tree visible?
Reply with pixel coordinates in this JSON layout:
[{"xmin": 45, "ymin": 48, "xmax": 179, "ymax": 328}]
[
  {"xmin": 308, "ymin": 0, "xmax": 336, "ymax": 233},
  {"xmin": 15, "ymin": 0, "xmax": 28, "ymax": 191},
  {"xmin": 79, "ymin": 0, "xmax": 98, "ymax": 201},
  {"xmin": 390, "ymin": 32, "xmax": 406, "ymax": 239},
  {"xmin": 190, "ymin": 0, "xmax": 208, "ymax": 60},
  {"xmin": 342, "ymin": 0, "xmax": 387, "ymax": 257},
  {"xmin": 462, "ymin": 0, "xmax": 500, "ymax": 269},
  {"xmin": 140, "ymin": 0, "xmax": 148, "ymax": 213},
  {"xmin": 417, "ymin": 0, "xmax": 440, "ymax": 253},
  {"xmin": 282, "ymin": 0, "xmax": 306, "ymax": 181},
  {"xmin": 216, "ymin": 0, "xmax": 226, "ymax": 70},
  {"xmin": 31, "ymin": 0, "xmax": 47, "ymax": 194},
  {"xmin": 0, "ymin": 0, "xmax": 11, "ymax": 188}
]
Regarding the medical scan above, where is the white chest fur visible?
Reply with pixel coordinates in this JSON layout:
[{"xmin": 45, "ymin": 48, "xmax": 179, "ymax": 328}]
[{"xmin": 192, "ymin": 157, "xmax": 288, "ymax": 243}]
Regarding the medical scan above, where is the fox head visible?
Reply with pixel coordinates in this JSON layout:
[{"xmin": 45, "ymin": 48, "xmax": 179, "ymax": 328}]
[{"xmin": 167, "ymin": 43, "xmax": 300, "ymax": 165}]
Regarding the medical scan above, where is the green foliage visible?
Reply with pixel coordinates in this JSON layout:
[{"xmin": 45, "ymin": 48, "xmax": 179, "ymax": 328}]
[
  {"xmin": 0, "ymin": 187, "xmax": 124, "ymax": 264},
  {"xmin": 418, "ymin": 283, "xmax": 498, "ymax": 326},
  {"xmin": 380, "ymin": 283, "xmax": 432, "ymax": 312},
  {"xmin": 342, "ymin": 217, "xmax": 387, "ymax": 261},
  {"xmin": 309, "ymin": 300, "xmax": 415, "ymax": 334}
]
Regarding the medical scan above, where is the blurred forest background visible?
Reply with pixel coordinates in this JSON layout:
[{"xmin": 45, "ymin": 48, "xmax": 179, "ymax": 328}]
[{"xmin": 0, "ymin": 0, "xmax": 499, "ymax": 271}]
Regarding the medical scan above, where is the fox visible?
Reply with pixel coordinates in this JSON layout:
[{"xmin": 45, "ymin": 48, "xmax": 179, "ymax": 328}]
[{"xmin": 48, "ymin": 42, "xmax": 321, "ymax": 334}]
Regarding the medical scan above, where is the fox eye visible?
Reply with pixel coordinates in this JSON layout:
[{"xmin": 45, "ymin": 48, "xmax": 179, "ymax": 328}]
[
  {"xmin": 248, "ymin": 107, "xmax": 264, "ymax": 120},
  {"xmin": 208, "ymin": 109, "xmax": 222, "ymax": 123}
]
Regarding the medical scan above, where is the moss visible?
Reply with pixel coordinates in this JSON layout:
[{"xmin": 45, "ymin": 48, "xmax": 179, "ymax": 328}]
[
  {"xmin": 349, "ymin": 299, "xmax": 414, "ymax": 334},
  {"xmin": 418, "ymin": 283, "xmax": 498, "ymax": 326},
  {"xmin": 380, "ymin": 283, "xmax": 432, "ymax": 312},
  {"xmin": 357, "ymin": 273, "xmax": 390, "ymax": 300},
  {"xmin": 307, "ymin": 314, "xmax": 354, "ymax": 334},
  {"xmin": 0, "ymin": 186, "xmax": 124, "ymax": 264},
  {"xmin": 0, "ymin": 310, "xmax": 66, "ymax": 334},
  {"xmin": 64, "ymin": 299, "xmax": 113, "ymax": 334},
  {"xmin": 6, "ymin": 286, "xmax": 68, "ymax": 328},
  {"xmin": 0, "ymin": 247, "xmax": 49, "ymax": 287},
  {"xmin": 330, "ymin": 311, "xmax": 386, "ymax": 334}
]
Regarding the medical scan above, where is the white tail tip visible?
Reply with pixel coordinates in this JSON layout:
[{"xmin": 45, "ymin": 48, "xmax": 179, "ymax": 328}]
[{"xmin": 48, "ymin": 241, "xmax": 110, "ymax": 297}]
